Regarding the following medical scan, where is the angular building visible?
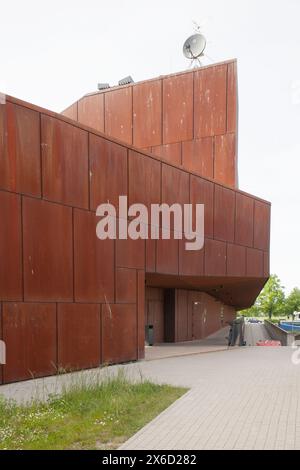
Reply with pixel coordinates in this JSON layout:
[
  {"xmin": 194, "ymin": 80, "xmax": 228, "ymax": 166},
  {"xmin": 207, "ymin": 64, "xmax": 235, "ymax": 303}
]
[{"xmin": 0, "ymin": 59, "xmax": 270, "ymax": 383}]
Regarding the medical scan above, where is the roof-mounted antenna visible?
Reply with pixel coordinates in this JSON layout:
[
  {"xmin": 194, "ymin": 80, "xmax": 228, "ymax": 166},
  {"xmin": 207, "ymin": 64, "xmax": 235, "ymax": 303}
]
[{"xmin": 183, "ymin": 32, "xmax": 206, "ymax": 68}]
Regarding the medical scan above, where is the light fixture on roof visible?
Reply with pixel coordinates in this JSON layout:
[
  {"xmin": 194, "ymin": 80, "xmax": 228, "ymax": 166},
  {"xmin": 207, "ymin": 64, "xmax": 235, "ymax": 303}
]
[
  {"xmin": 97, "ymin": 83, "xmax": 110, "ymax": 91},
  {"xmin": 118, "ymin": 76, "xmax": 134, "ymax": 86}
]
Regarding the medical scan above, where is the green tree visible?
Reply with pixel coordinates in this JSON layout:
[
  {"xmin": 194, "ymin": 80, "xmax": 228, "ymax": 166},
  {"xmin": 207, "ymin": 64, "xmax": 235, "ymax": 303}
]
[
  {"xmin": 239, "ymin": 274, "xmax": 286, "ymax": 319},
  {"xmin": 258, "ymin": 275, "xmax": 286, "ymax": 319},
  {"xmin": 285, "ymin": 288, "xmax": 300, "ymax": 318},
  {"xmin": 239, "ymin": 303, "xmax": 261, "ymax": 318}
]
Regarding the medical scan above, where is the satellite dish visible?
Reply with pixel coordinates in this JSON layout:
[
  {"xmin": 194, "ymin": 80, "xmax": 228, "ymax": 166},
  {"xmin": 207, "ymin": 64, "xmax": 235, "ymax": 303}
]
[{"xmin": 183, "ymin": 33, "xmax": 206, "ymax": 67}]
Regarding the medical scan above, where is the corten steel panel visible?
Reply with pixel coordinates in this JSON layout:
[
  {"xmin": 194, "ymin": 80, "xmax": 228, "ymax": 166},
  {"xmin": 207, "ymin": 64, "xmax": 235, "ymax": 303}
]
[
  {"xmin": 146, "ymin": 287, "xmax": 164, "ymax": 301},
  {"xmin": 23, "ymin": 197, "xmax": 73, "ymax": 301},
  {"xmin": 263, "ymin": 251, "xmax": 269, "ymax": 277},
  {"xmin": 227, "ymin": 62, "xmax": 238, "ymax": 133},
  {"xmin": 128, "ymin": 150, "xmax": 161, "ymax": 210},
  {"xmin": 161, "ymin": 164, "xmax": 189, "ymax": 207},
  {"xmin": 190, "ymin": 300, "xmax": 204, "ymax": 339},
  {"xmin": 246, "ymin": 248, "xmax": 264, "ymax": 277},
  {"xmin": 179, "ymin": 238, "xmax": 204, "ymax": 276},
  {"xmin": 61, "ymin": 102, "xmax": 78, "ymax": 120},
  {"xmin": 214, "ymin": 133, "xmax": 236, "ymax": 188},
  {"xmin": 151, "ymin": 143, "xmax": 181, "ymax": 166},
  {"xmin": 146, "ymin": 300, "xmax": 164, "ymax": 343},
  {"xmin": 190, "ymin": 175, "xmax": 214, "ymax": 238},
  {"xmin": 163, "ymin": 73, "xmax": 193, "ymax": 144},
  {"xmin": 41, "ymin": 115, "xmax": 89, "ymax": 208},
  {"xmin": 235, "ymin": 193, "xmax": 254, "ymax": 247},
  {"xmin": 0, "ymin": 103, "xmax": 5, "ymax": 162},
  {"xmin": 89, "ymin": 134, "xmax": 127, "ymax": 211},
  {"xmin": 0, "ymin": 191, "xmax": 22, "ymax": 301},
  {"xmin": 227, "ymin": 243, "xmax": 246, "ymax": 277},
  {"xmin": 116, "ymin": 267, "xmax": 137, "ymax": 303},
  {"xmin": 156, "ymin": 230, "xmax": 178, "ymax": 275},
  {"xmin": 137, "ymin": 270, "xmax": 145, "ymax": 358},
  {"xmin": 0, "ymin": 303, "xmax": 2, "ymax": 384},
  {"xmin": 116, "ymin": 229, "xmax": 145, "ymax": 270},
  {"xmin": 74, "ymin": 209, "xmax": 114, "ymax": 302},
  {"xmin": 187, "ymin": 290, "xmax": 202, "ymax": 339},
  {"xmin": 58, "ymin": 303, "xmax": 101, "ymax": 371},
  {"xmin": 176, "ymin": 289, "xmax": 189, "ymax": 342},
  {"xmin": 194, "ymin": 64, "xmax": 227, "ymax": 138},
  {"xmin": 104, "ymin": 87, "xmax": 132, "ymax": 144},
  {"xmin": 204, "ymin": 296, "xmax": 222, "ymax": 337},
  {"xmin": 0, "ymin": 102, "xmax": 41, "ymax": 196},
  {"xmin": 102, "ymin": 303, "xmax": 137, "ymax": 364},
  {"xmin": 224, "ymin": 304, "xmax": 236, "ymax": 323},
  {"xmin": 186, "ymin": 294, "xmax": 193, "ymax": 341},
  {"xmin": 133, "ymin": 80, "xmax": 162, "ymax": 148},
  {"xmin": 78, "ymin": 94, "xmax": 104, "ymax": 132},
  {"xmin": 214, "ymin": 185, "xmax": 235, "ymax": 242},
  {"xmin": 3, "ymin": 303, "xmax": 56, "ymax": 383},
  {"xmin": 254, "ymin": 201, "xmax": 270, "ymax": 251},
  {"xmin": 182, "ymin": 137, "xmax": 213, "ymax": 178},
  {"xmin": 204, "ymin": 238, "xmax": 227, "ymax": 276},
  {"xmin": 146, "ymin": 230, "xmax": 156, "ymax": 273}
]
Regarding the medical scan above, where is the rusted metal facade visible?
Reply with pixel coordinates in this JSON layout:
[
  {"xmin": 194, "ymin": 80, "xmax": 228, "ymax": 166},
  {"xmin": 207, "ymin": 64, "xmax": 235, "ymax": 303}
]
[
  {"xmin": 64, "ymin": 60, "xmax": 238, "ymax": 188},
  {"xmin": 0, "ymin": 59, "xmax": 270, "ymax": 383}
]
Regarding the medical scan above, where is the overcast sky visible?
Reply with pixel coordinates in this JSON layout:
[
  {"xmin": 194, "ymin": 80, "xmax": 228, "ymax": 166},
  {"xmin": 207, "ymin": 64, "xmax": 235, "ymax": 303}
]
[{"xmin": 1, "ymin": 0, "xmax": 299, "ymax": 293}]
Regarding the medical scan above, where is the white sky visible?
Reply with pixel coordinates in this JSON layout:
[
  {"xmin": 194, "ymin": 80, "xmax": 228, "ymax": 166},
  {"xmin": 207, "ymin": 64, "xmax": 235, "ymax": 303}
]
[{"xmin": 1, "ymin": 0, "xmax": 299, "ymax": 293}]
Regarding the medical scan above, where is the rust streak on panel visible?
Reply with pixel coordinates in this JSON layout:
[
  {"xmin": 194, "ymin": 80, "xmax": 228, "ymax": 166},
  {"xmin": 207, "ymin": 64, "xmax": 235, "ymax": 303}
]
[
  {"xmin": 227, "ymin": 61, "xmax": 238, "ymax": 133},
  {"xmin": 0, "ymin": 191, "xmax": 23, "ymax": 300},
  {"xmin": 133, "ymin": 80, "xmax": 162, "ymax": 148},
  {"xmin": 182, "ymin": 137, "xmax": 213, "ymax": 178},
  {"xmin": 0, "ymin": 102, "xmax": 41, "ymax": 196},
  {"xmin": 3, "ymin": 303, "xmax": 57, "ymax": 383},
  {"xmin": 214, "ymin": 185, "xmax": 235, "ymax": 242},
  {"xmin": 89, "ymin": 134, "xmax": 127, "ymax": 211},
  {"xmin": 104, "ymin": 88, "xmax": 132, "ymax": 144},
  {"xmin": 58, "ymin": 303, "xmax": 101, "ymax": 371},
  {"xmin": 116, "ymin": 267, "xmax": 137, "ymax": 303},
  {"xmin": 163, "ymin": 74, "xmax": 193, "ymax": 144},
  {"xmin": 194, "ymin": 64, "xmax": 227, "ymax": 138},
  {"xmin": 137, "ymin": 270, "xmax": 145, "ymax": 357},
  {"xmin": 41, "ymin": 115, "xmax": 89, "ymax": 208},
  {"xmin": 23, "ymin": 197, "xmax": 73, "ymax": 301},
  {"xmin": 78, "ymin": 94, "xmax": 104, "ymax": 133},
  {"xmin": 235, "ymin": 193, "xmax": 254, "ymax": 247},
  {"xmin": 102, "ymin": 304, "xmax": 137, "ymax": 364},
  {"xmin": 151, "ymin": 142, "xmax": 182, "ymax": 166},
  {"xmin": 74, "ymin": 208, "xmax": 114, "ymax": 303},
  {"xmin": 214, "ymin": 133, "xmax": 237, "ymax": 188},
  {"xmin": 227, "ymin": 243, "xmax": 246, "ymax": 277}
]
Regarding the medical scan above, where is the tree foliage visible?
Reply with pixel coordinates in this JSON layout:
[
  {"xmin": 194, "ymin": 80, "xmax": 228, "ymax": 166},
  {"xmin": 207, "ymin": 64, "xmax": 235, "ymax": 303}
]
[
  {"xmin": 285, "ymin": 288, "xmax": 300, "ymax": 317},
  {"xmin": 240, "ymin": 274, "xmax": 287, "ymax": 319},
  {"xmin": 258, "ymin": 275, "xmax": 285, "ymax": 319}
]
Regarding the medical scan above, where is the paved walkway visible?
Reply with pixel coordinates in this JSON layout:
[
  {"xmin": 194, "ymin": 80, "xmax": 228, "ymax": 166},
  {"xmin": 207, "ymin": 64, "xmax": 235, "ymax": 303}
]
[
  {"xmin": 145, "ymin": 327, "xmax": 229, "ymax": 361},
  {"xmin": 120, "ymin": 347, "xmax": 300, "ymax": 450},
  {"xmin": 1, "ymin": 340, "xmax": 300, "ymax": 449}
]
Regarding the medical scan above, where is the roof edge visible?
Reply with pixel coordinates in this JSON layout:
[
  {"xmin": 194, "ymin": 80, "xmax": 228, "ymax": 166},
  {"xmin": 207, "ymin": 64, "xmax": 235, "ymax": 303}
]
[{"xmin": 83, "ymin": 58, "xmax": 238, "ymax": 100}]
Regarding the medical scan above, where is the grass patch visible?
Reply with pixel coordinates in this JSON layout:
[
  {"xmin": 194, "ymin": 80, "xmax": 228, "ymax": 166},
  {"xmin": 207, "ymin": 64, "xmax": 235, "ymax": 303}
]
[{"xmin": 0, "ymin": 372, "xmax": 186, "ymax": 450}]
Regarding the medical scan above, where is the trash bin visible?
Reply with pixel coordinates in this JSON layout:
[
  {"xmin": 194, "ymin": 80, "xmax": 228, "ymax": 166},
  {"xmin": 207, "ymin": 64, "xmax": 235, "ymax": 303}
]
[{"xmin": 145, "ymin": 324, "xmax": 154, "ymax": 346}]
